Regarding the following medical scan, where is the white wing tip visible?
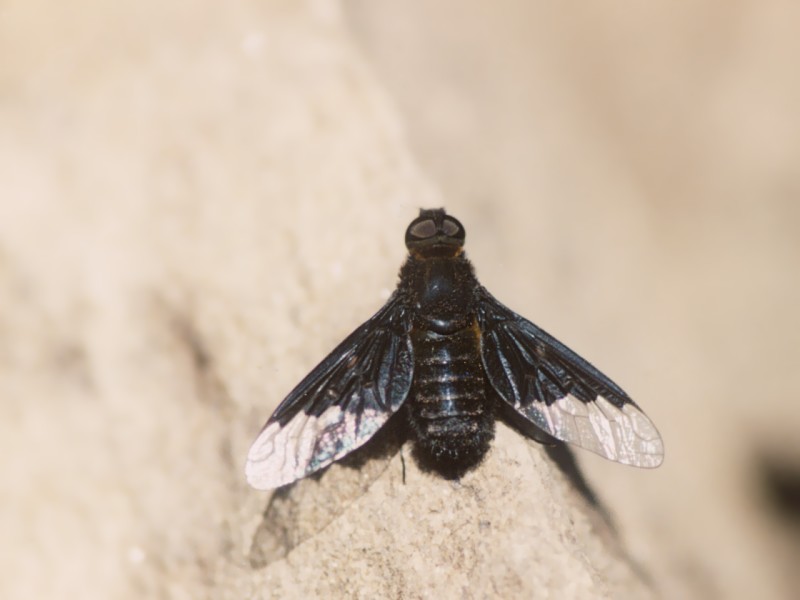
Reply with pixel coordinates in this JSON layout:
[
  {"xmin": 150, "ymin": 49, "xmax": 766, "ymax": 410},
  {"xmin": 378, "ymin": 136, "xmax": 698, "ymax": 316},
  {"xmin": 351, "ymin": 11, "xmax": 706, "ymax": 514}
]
[
  {"xmin": 245, "ymin": 421, "xmax": 295, "ymax": 490},
  {"xmin": 527, "ymin": 394, "xmax": 665, "ymax": 468},
  {"xmin": 244, "ymin": 406, "xmax": 388, "ymax": 490}
]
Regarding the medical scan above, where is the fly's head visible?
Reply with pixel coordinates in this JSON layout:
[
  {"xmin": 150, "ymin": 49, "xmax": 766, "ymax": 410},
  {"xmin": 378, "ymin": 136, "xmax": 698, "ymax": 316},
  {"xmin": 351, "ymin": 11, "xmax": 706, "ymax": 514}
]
[{"xmin": 405, "ymin": 208, "xmax": 465, "ymax": 259}]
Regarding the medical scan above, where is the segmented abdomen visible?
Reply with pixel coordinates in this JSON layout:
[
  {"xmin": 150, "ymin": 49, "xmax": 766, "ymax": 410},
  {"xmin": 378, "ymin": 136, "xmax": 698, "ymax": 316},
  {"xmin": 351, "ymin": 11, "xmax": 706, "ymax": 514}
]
[{"xmin": 408, "ymin": 321, "xmax": 494, "ymax": 465}]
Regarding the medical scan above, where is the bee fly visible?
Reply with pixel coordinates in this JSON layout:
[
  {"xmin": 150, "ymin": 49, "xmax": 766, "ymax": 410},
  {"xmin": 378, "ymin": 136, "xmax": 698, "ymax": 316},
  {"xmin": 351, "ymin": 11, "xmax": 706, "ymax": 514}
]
[{"xmin": 246, "ymin": 209, "xmax": 663, "ymax": 489}]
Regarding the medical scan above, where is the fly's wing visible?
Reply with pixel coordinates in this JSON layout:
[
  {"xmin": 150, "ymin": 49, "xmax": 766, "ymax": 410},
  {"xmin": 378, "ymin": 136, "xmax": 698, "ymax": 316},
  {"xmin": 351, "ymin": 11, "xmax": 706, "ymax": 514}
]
[
  {"xmin": 475, "ymin": 287, "xmax": 663, "ymax": 468},
  {"xmin": 246, "ymin": 294, "xmax": 414, "ymax": 489}
]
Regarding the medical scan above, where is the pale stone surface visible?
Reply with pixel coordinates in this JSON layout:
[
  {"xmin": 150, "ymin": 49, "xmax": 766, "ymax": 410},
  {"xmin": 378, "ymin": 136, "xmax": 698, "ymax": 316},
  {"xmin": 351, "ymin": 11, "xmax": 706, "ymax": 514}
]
[
  {"xmin": 237, "ymin": 425, "xmax": 652, "ymax": 599},
  {"xmin": 1, "ymin": 1, "xmax": 799, "ymax": 599}
]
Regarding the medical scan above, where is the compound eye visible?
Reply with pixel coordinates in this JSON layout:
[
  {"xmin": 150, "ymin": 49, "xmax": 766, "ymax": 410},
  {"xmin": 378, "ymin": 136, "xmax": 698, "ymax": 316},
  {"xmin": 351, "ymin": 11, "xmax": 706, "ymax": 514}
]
[
  {"xmin": 408, "ymin": 218, "xmax": 437, "ymax": 239},
  {"xmin": 442, "ymin": 218, "xmax": 461, "ymax": 237}
]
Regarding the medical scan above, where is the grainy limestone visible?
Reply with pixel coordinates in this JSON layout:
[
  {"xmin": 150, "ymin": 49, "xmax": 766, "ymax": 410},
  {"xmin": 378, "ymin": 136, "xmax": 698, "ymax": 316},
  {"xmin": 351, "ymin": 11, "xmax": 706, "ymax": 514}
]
[{"xmin": 2, "ymin": 1, "xmax": 799, "ymax": 599}]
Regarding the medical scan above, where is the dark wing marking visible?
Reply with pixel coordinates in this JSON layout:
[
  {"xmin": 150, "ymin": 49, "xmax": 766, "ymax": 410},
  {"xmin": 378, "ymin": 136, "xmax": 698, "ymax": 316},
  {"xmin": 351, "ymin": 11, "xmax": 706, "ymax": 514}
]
[
  {"xmin": 246, "ymin": 293, "xmax": 414, "ymax": 489},
  {"xmin": 476, "ymin": 287, "xmax": 663, "ymax": 468}
]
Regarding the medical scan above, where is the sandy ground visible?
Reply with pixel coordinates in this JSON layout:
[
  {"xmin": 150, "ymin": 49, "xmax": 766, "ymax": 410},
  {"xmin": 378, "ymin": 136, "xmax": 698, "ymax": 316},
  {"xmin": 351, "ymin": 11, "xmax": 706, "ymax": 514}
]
[{"xmin": 1, "ymin": 1, "xmax": 799, "ymax": 598}]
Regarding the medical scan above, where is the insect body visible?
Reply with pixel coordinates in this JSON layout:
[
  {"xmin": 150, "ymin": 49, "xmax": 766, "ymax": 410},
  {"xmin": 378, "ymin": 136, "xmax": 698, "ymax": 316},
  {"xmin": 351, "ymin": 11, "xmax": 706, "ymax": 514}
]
[
  {"xmin": 401, "ymin": 233, "xmax": 494, "ymax": 469},
  {"xmin": 246, "ymin": 209, "xmax": 663, "ymax": 489}
]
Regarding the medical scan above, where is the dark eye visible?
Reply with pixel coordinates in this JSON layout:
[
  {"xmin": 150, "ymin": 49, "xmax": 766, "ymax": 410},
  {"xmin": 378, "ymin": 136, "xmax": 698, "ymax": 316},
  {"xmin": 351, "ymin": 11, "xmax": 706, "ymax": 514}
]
[
  {"xmin": 409, "ymin": 219, "xmax": 437, "ymax": 239},
  {"xmin": 442, "ymin": 218, "xmax": 460, "ymax": 237}
]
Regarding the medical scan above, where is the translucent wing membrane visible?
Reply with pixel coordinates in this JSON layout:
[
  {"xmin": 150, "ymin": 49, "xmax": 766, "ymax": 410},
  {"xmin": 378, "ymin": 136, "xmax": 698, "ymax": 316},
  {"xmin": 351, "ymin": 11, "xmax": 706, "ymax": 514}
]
[
  {"xmin": 246, "ymin": 294, "xmax": 414, "ymax": 489},
  {"xmin": 476, "ymin": 287, "xmax": 663, "ymax": 468}
]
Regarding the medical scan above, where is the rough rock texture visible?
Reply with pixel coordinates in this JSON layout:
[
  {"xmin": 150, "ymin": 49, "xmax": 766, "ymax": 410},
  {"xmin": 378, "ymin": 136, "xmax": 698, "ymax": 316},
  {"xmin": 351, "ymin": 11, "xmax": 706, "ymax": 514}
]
[{"xmin": 2, "ymin": 1, "xmax": 799, "ymax": 599}]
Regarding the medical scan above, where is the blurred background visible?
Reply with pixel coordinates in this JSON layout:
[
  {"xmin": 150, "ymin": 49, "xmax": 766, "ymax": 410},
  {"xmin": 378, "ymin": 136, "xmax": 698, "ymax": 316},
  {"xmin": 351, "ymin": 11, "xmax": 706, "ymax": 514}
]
[
  {"xmin": 347, "ymin": 3, "xmax": 800, "ymax": 595},
  {"xmin": 1, "ymin": 1, "xmax": 798, "ymax": 598}
]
